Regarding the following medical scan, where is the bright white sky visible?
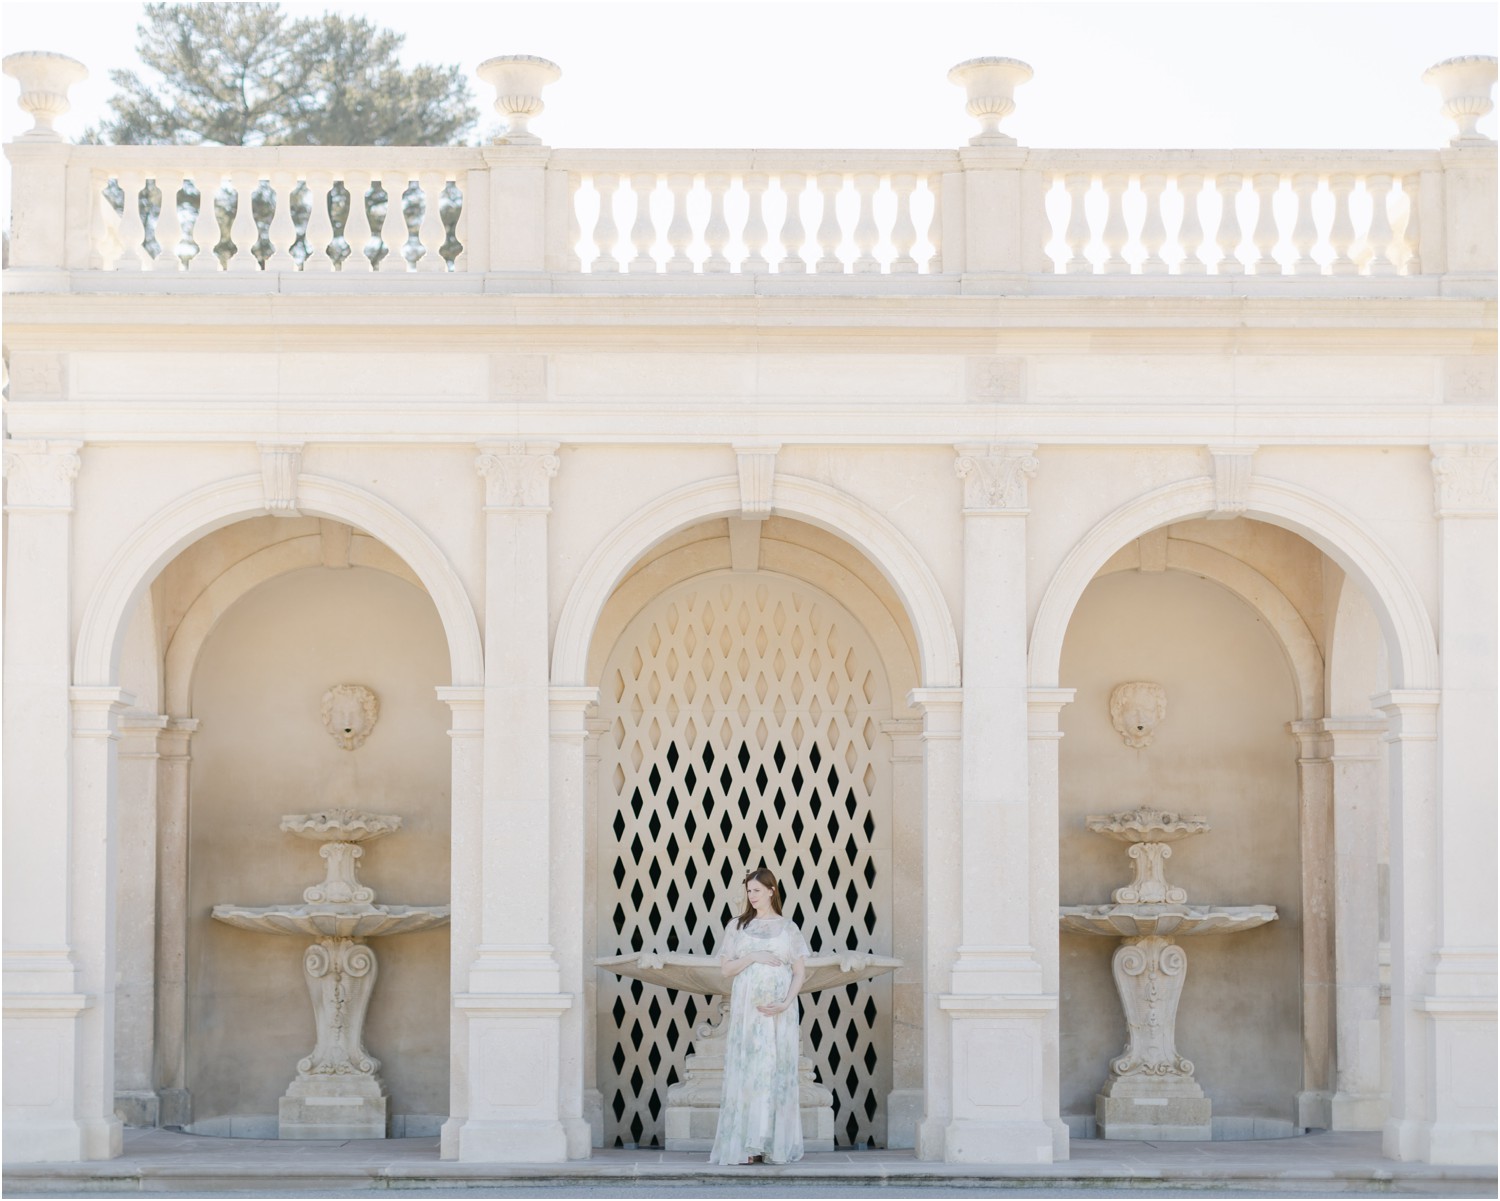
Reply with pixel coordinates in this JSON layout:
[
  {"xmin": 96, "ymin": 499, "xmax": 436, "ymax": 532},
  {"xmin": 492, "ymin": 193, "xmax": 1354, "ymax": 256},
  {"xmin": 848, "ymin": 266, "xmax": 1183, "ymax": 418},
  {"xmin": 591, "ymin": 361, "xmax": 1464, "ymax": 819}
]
[{"xmin": 2, "ymin": 0, "xmax": 1495, "ymax": 150}]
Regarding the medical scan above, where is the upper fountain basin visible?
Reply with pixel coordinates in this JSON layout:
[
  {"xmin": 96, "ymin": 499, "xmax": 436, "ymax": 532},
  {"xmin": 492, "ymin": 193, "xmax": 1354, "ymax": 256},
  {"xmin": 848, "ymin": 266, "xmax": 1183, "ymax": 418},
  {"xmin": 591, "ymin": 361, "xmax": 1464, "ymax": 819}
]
[
  {"xmin": 1085, "ymin": 807, "xmax": 1210, "ymax": 843},
  {"xmin": 596, "ymin": 951, "xmax": 901, "ymax": 997},
  {"xmin": 212, "ymin": 902, "xmax": 450, "ymax": 938},
  {"xmin": 280, "ymin": 808, "xmax": 402, "ymax": 843},
  {"xmin": 1059, "ymin": 903, "xmax": 1277, "ymax": 938}
]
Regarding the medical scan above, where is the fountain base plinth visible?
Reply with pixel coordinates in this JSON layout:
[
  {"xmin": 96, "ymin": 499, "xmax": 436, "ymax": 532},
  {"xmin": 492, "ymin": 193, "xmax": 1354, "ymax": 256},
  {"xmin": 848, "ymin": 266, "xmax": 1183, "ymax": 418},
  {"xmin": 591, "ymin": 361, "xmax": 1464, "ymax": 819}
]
[
  {"xmin": 278, "ymin": 1076, "xmax": 389, "ymax": 1140},
  {"xmin": 661, "ymin": 1000, "xmax": 835, "ymax": 1152},
  {"xmin": 1096, "ymin": 1075, "xmax": 1211, "ymax": 1141}
]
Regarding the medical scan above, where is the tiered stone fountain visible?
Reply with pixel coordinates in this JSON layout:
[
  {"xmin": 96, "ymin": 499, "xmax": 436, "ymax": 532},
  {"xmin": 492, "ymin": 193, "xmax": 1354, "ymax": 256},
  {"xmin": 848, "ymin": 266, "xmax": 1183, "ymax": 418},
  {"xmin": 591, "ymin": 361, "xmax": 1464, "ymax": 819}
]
[
  {"xmin": 596, "ymin": 950, "xmax": 900, "ymax": 1150},
  {"xmin": 1059, "ymin": 808, "xmax": 1277, "ymax": 1140},
  {"xmin": 213, "ymin": 809, "xmax": 449, "ymax": 1139}
]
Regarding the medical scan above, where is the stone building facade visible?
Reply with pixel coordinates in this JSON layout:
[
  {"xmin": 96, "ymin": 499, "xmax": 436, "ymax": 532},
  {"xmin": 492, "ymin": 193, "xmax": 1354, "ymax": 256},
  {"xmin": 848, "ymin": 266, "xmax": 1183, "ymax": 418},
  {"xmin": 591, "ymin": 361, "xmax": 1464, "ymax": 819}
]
[{"xmin": 2, "ymin": 52, "xmax": 1495, "ymax": 1167}]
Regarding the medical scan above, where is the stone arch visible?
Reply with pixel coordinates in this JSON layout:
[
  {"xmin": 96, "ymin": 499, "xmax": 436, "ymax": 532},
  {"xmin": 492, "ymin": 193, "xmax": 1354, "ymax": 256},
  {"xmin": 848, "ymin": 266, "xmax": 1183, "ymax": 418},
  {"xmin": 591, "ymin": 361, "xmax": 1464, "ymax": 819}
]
[
  {"xmin": 552, "ymin": 474, "xmax": 960, "ymax": 688},
  {"xmin": 75, "ymin": 474, "xmax": 483, "ymax": 689},
  {"xmin": 161, "ymin": 530, "xmax": 422, "ymax": 715},
  {"xmin": 1097, "ymin": 535, "xmax": 1325, "ymax": 721},
  {"xmin": 1029, "ymin": 476, "xmax": 1437, "ymax": 692}
]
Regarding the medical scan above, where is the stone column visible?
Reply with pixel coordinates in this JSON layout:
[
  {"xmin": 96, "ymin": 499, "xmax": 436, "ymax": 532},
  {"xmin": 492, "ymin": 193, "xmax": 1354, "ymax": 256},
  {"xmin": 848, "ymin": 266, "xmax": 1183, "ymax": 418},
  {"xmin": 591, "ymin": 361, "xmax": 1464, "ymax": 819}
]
[
  {"xmin": 907, "ymin": 687, "xmax": 961, "ymax": 1161},
  {"xmin": 551, "ymin": 685, "xmax": 599, "ymax": 1160},
  {"xmin": 883, "ymin": 718, "xmax": 927, "ymax": 1149},
  {"xmin": 68, "ymin": 684, "xmax": 135, "ymax": 1160},
  {"xmin": 1287, "ymin": 720, "xmax": 1336, "ymax": 1131},
  {"xmin": 437, "ymin": 686, "xmax": 482, "ymax": 1160},
  {"xmin": 2, "ymin": 440, "xmax": 104, "ymax": 1162},
  {"xmin": 1320, "ymin": 717, "xmax": 1390, "ymax": 1130},
  {"xmin": 1414, "ymin": 443, "xmax": 1498, "ymax": 1163},
  {"xmin": 1029, "ymin": 687, "xmax": 1076, "ymax": 1159},
  {"xmin": 1376, "ymin": 688, "xmax": 1442, "ymax": 1163},
  {"xmin": 114, "ymin": 713, "xmax": 168, "ymax": 1127},
  {"xmin": 935, "ymin": 444, "xmax": 1055, "ymax": 1165},
  {"xmin": 153, "ymin": 718, "xmax": 197, "ymax": 1130},
  {"xmin": 455, "ymin": 443, "xmax": 573, "ymax": 1162},
  {"xmin": 581, "ymin": 708, "xmax": 610, "ymax": 1147}
]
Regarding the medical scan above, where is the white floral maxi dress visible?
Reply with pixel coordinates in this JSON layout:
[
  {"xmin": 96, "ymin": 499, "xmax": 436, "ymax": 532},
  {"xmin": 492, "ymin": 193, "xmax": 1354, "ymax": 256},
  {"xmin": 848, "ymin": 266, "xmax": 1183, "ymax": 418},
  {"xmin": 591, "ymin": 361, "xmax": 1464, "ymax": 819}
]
[{"xmin": 708, "ymin": 915, "xmax": 812, "ymax": 1165}]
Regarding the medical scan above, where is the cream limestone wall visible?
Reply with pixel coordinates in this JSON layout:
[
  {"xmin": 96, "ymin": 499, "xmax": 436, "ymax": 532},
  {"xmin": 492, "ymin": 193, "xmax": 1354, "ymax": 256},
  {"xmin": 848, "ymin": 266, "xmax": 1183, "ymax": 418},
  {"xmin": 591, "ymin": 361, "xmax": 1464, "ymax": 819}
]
[
  {"xmin": 183, "ymin": 564, "xmax": 451, "ymax": 1133},
  {"xmin": 1058, "ymin": 565, "xmax": 1303, "ymax": 1129}
]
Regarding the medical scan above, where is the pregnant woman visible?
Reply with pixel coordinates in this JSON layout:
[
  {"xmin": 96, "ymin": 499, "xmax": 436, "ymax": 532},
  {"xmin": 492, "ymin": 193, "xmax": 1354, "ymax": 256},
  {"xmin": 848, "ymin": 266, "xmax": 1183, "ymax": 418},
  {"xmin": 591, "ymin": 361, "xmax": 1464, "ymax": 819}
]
[{"xmin": 709, "ymin": 867, "xmax": 811, "ymax": 1166}]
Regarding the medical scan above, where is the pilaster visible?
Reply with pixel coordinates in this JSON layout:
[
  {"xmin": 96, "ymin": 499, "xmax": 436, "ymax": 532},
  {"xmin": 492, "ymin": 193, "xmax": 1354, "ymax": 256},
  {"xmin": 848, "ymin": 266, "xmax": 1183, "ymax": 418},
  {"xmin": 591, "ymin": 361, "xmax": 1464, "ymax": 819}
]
[
  {"xmin": 1286, "ymin": 719, "xmax": 1336, "ymax": 1131},
  {"xmin": 883, "ymin": 717, "xmax": 927, "ymax": 1150},
  {"xmin": 550, "ymin": 685, "xmax": 601, "ymax": 1161},
  {"xmin": 153, "ymin": 718, "xmax": 198, "ymax": 1130},
  {"xmin": 1319, "ymin": 718, "xmax": 1391, "ymax": 1131},
  {"xmin": 458, "ymin": 443, "xmax": 572, "ymax": 1162},
  {"xmin": 1028, "ymin": 687, "xmax": 1076, "ymax": 1160},
  {"xmin": 2, "ymin": 440, "xmax": 97, "ymax": 1162},
  {"xmin": 114, "ymin": 712, "xmax": 169, "ymax": 1128},
  {"xmin": 936, "ymin": 444, "xmax": 1055, "ymax": 1164}
]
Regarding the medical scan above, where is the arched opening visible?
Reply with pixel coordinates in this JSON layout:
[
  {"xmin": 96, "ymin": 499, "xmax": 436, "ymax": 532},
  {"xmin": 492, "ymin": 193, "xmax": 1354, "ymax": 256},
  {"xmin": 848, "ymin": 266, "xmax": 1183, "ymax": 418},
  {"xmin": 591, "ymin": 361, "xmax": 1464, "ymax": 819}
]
[
  {"xmin": 101, "ymin": 508, "xmax": 478, "ymax": 1139},
  {"xmin": 579, "ymin": 515, "xmax": 925, "ymax": 1150},
  {"xmin": 1050, "ymin": 514, "xmax": 1398, "ymax": 1140}
]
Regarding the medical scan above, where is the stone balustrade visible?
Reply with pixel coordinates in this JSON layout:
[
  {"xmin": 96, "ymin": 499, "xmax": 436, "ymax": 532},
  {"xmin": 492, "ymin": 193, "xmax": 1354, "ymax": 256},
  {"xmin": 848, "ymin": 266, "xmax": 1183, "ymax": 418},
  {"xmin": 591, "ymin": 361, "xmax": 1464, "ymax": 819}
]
[{"xmin": 3, "ymin": 52, "xmax": 1493, "ymax": 291}]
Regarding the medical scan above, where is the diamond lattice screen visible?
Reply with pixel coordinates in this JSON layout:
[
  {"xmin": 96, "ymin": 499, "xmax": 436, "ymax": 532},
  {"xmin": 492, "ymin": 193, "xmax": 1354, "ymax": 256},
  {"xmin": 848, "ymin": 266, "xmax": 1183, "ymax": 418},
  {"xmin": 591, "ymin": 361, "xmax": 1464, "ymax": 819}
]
[{"xmin": 597, "ymin": 572, "xmax": 893, "ymax": 1148}]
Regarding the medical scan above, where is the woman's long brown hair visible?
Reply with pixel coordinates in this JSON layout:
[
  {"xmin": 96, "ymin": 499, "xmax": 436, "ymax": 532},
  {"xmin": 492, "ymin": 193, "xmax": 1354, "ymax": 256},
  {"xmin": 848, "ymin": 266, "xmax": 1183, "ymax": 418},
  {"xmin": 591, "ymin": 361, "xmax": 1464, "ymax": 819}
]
[{"xmin": 736, "ymin": 867, "xmax": 783, "ymax": 929}]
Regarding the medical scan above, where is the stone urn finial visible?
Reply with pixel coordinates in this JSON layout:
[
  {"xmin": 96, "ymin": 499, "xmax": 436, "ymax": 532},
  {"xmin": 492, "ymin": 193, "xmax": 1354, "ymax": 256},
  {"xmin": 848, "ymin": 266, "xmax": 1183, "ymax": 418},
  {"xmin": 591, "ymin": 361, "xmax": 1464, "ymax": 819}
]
[
  {"xmin": 477, "ymin": 54, "xmax": 562, "ymax": 145},
  {"xmin": 3, "ymin": 51, "xmax": 87, "ymax": 141},
  {"xmin": 1422, "ymin": 55, "xmax": 1497, "ymax": 146},
  {"xmin": 947, "ymin": 56, "xmax": 1033, "ymax": 147}
]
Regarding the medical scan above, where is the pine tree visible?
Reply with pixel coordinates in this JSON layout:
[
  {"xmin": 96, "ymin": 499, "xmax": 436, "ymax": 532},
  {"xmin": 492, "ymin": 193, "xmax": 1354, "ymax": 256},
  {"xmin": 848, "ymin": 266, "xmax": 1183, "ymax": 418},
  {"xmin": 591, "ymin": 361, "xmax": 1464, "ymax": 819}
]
[{"xmin": 89, "ymin": 3, "xmax": 477, "ymax": 146}]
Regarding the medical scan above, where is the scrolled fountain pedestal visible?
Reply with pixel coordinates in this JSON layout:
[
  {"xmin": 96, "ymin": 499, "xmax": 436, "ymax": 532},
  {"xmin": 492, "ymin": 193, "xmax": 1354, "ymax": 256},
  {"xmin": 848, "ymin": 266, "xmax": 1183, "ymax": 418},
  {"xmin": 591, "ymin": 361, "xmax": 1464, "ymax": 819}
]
[
  {"xmin": 1059, "ymin": 808, "xmax": 1277, "ymax": 1141},
  {"xmin": 212, "ymin": 809, "xmax": 449, "ymax": 1140}
]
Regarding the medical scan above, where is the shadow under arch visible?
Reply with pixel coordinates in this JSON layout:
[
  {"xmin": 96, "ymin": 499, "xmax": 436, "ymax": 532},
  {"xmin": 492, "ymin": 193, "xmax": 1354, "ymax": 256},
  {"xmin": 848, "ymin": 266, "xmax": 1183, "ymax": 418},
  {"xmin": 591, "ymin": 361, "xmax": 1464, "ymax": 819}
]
[
  {"xmin": 1095, "ymin": 535, "xmax": 1325, "ymax": 721},
  {"xmin": 1029, "ymin": 476, "xmax": 1438, "ymax": 693},
  {"xmin": 551, "ymin": 474, "xmax": 960, "ymax": 688},
  {"xmin": 75, "ymin": 474, "xmax": 484, "ymax": 689}
]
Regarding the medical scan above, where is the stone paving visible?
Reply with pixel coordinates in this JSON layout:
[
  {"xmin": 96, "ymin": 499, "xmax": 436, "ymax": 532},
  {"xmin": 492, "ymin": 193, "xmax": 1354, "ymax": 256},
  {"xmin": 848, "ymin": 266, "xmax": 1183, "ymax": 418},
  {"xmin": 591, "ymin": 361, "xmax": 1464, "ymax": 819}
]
[{"xmin": 4, "ymin": 1128, "xmax": 1495, "ymax": 1196}]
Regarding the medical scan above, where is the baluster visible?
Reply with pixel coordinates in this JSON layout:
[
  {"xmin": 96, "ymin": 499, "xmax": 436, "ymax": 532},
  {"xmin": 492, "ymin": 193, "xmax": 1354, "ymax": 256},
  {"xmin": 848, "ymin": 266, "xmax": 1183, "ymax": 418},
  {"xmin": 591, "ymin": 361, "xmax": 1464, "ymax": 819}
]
[
  {"xmin": 925, "ymin": 175, "xmax": 942, "ymax": 273},
  {"xmin": 266, "ymin": 170, "xmax": 299, "ymax": 271},
  {"xmin": 1251, "ymin": 172, "xmax": 1281, "ymax": 274},
  {"xmin": 852, "ymin": 172, "xmax": 880, "ymax": 273},
  {"xmin": 224, "ymin": 171, "xmax": 260, "ymax": 272},
  {"xmin": 1327, "ymin": 173, "xmax": 1357, "ymax": 275},
  {"xmin": 890, "ymin": 173, "xmax": 918, "ymax": 273},
  {"xmin": 742, "ymin": 173, "xmax": 769, "ymax": 273},
  {"xmin": 1289, "ymin": 172, "xmax": 1320, "ymax": 275},
  {"xmin": 364, "ymin": 176, "xmax": 391, "ymax": 271},
  {"xmin": 151, "ymin": 173, "xmax": 184, "ymax": 272},
  {"xmin": 1139, "ymin": 173, "xmax": 1167, "ymax": 274},
  {"xmin": 814, "ymin": 172, "xmax": 844, "ymax": 273},
  {"xmin": 1063, "ymin": 172, "xmax": 1092, "ymax": 273},
  {"xmin": 1401, "ymin": 173, "xmax": 1421, "ymax": 275},
  {"xmin": 564, "ymin": 172, "xmax": 582, "ymax": 272},
  {"xmin": 1365, "ymin": 173, "xmax": 1396, "ymax": 276},
  {"xmin": 340, "ymin": 171, "xmax": 373, "ymax": 270},
  {"xmin": 112, "ymin": 171, "xmax": 148, "ymax": 270},
  {"xmin": 1176, "ymin": 174, "xmax": 1205, "ymax": 274},
  {"xmin": 1215, "ymin": 173, "xmax": 1245, "ymax": 275},
  {"xmin": 192, "ymin": 170, "xmax": 225, "ymax": 270},
  {"xmin": 626, "ymin": 172, "xmax": 656, "ymax": 272},
  {"xmin": 88, "ymin": 170, "xmax": 113, "ymax": 269},
  {"xmin": 303, "ymin": 172, "xmax": 335, "ymax": 271},
  {"xmin": 1100, "ymin": 172, "xmax": 1129, "ymax": 274},
  {"xmin": 417, "ymin": 172, "xmax": 447, "ymax": 272},
  {"xmin": 703, "ymin": 172, "xmax": 731, "ymax": 272},
  {"xmin": 394, "ymin": 176, "xmax": 421, "ymax": 271},
  {"xmin": 590, "ymin": 172, "xmax": 621, "ymax": 271},
  {"xmin": 779, "ymin": 172, "xmax": 807, "ymax": 273},
  {"xmin": 665, "ymin": 173, "xmax": 694, "ymax": 273}
]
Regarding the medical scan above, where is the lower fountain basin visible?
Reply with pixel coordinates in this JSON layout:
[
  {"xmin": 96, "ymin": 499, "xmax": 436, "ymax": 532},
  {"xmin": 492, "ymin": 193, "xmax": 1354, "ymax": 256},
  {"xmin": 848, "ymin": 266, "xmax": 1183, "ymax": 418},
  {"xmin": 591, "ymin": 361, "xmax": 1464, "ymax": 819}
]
[
  {"xmin": 595, "ymin": 950, "xmax": 901, "ymax": 996},
  {"xmin": 1058, "ymin": 903, "xmax": 1277, "ymax": 938},
  {"xmin": 211, "ymin": 903, "xmax": 450, "ymax": 939}
]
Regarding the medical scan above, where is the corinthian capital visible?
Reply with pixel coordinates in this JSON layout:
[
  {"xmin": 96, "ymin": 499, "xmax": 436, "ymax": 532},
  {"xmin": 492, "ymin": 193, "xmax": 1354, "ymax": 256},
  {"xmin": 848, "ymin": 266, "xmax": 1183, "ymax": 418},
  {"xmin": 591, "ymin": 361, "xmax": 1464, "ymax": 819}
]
[
  {"xmin": 476, "ymin": 441, "xmax": 561, "ymax": 509},
  {"xmin": 954, "ymin": 443, "xmax": 1037, "ymax": 512},
  {"xmin": 1431, "ymin": 443, "xmax": 1498, "ymax": 517},
  {"xmin": 3, "ymin": 439, "xmax": 81, "ymax": 509}
]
